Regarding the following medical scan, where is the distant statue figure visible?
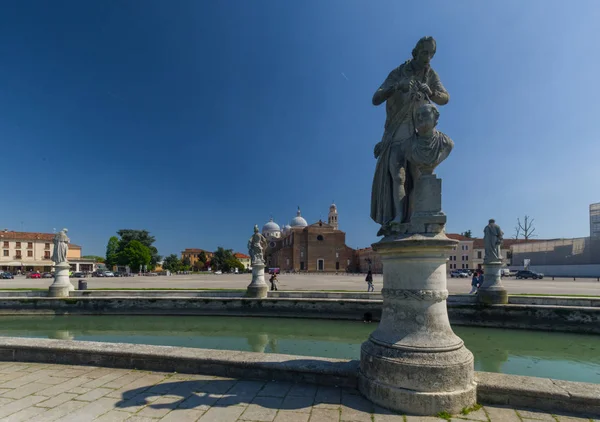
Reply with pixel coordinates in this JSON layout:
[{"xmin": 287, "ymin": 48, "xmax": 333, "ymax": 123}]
[
  {"xmin": 51, "ymin": 229, "xmax": 70, "ymax": 264},
  {"xmin": 484, "ymin": 220, "xmax": 504, "ymax": 263},
  {"xmin": 247, "ymin": 225, "xmax": 267, "ymax": 265},
  {"xmin": 371, "ymin": 36, "xmax": 450, "ymax": 231}
]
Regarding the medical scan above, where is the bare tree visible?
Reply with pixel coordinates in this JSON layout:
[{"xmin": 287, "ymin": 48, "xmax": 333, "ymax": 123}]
[{"xmin": 514, "ymin": 215, "xmax": 537, "ymax": 240}]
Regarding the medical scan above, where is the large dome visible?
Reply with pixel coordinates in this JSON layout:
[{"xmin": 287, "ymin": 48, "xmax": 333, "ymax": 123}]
[
  {"xmin": 262, "ymin": 218, "xmax": 281, "ymax": 233},
  {"xmin": 290, "ymin": 207, "xmax": 308, "ymax": 227}
]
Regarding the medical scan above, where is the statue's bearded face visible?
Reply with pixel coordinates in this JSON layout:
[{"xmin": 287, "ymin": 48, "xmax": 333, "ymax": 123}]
[{"xmin": 415, "ymin": 41, "xmax": 435, "ymax": 67}]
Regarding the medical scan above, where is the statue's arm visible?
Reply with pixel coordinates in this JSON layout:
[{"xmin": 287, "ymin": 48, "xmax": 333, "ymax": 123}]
[
  {"xmin": 372, "ymin": 68, "xmax": 402, "ymax": 106},
  {"xmin": 427, "ymin": 69, "xmax": 449, "ymax": 105}
]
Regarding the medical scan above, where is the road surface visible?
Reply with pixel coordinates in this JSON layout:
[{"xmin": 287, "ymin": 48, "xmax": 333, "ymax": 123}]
[{"xmin": 2, "ymin": 273, "xmax": 600, "ymax": 296}]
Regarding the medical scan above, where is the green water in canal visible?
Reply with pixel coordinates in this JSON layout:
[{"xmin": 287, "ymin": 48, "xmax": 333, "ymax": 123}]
[{"xmin": 0, "ymin": 315, "xmax": 598, "ymax": 384}]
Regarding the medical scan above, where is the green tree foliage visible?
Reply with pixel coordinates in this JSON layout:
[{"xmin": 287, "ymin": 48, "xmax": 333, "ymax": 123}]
[
  {"xmin": 116, "ymin": 230, "xmax": 161, "ymax": 266},
  {"xmin": 82, "ymin": 255, "xmax": 105, "ymax": 263},
  {"xmin": 105, "ymin": 236, "xmax": 120, "ymax": 269},
  {"xmin": 199, "ymin": 251, "xmax": 208, "ymax": 264},
  {"xmin": 210, "ymin": 247, "xmax": 245, "ymax": 272},
  {"xmin": 162, "ymin": 254, "xmax": 182, "ymax": 273},
  {"xmin": 119, "ymin": 240, "xmax": 151, "ymax": 272},
  {"xmin": 461, "ymin": 230, "xmax": 473, "ymax": 238}
]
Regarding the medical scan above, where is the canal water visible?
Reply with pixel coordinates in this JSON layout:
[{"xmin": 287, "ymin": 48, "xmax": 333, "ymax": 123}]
[{"xmin": 0, "ymin": 315, "xmax": 598, "ymax": 384}]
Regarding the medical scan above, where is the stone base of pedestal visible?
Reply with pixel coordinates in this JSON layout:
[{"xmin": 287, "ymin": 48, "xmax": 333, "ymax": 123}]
[
  {"xmin": 359, "ymin": 341, "xmax": 476, "ymax": 415},
  {"xmin": 48, "ymin": 262, "xmax": 72, "ymax": 298},
  {"xmin": 478, "ymin": 262, "xmax": 508, "ymax": 305},
  {"xmin": 359, "ymin": 232, "xmax": 476, "ymax": 415},
  {"xmin": 246, "ymin": 262, "xmax": 268, "ymax": 299}
]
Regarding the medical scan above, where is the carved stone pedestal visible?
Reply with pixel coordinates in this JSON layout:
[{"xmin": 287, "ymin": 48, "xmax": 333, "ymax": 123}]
[
  {"xmin": 246, "ymin": 261, "xmax": 268, "ymax": 298},
  {"xmin": 478, "ymin": 261, "xmax": 508, "ymax": 304},
  {"xmin": 359, "ymin": 233, "xmax": 476, "ymax": 415},
  {"xmin": 48, "ymin": 262, "xmax": 73, "ymax": 298}
]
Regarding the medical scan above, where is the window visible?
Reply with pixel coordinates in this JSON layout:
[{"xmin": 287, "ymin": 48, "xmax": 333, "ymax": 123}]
[
  {"xmin": 3, "ymin": 250, "xmax": 8, "ymax": 257},
  {"xmin": 477, "ymin": 251, "xmax": 482, "ymax": 259},
  {"xmin": 15, "ymin": 251, "xmax": 21, "ymax": 258},
  {"xmin": 27, "ymin": 250, "xmax": 33, "ymax": 257},
  {"xmin": 44, "ymin": 251, "xmax": 50, "ymax": 259},
  {"xmin": 27, "ymin": 242, "xmax": 33, "ymax": 249},
  {"xmin": 15, "ymin": 242, "xmax": 21, "ymax": 248},
  {"xmin": 347, "ymin": 259, "xmax": 350, "ymax": 266},
  {"xmin": 335, "ymin": 252, "xmax": 339, "ymax": 258},
  {"xmin": 317, "ymin": 235, "xmax": 324, "ymax": 241},
  {"xmin": 462, "ymin": 264, "xmax": 465, "ymax": 269},
  {"xmin": 466, "ymin": 264, "xmax": 469, "ymax": 269},
  {"xmin": 300, "ymin": 251, "xmax": 304, "ymax": 258},
  {"xmin": 45, "ymin": 243, "xmax": 50, "ymax": 250},
  {"xmin": 3, "ymin": 241, "xmax": 8, "ymax": 248},
  {"xmin": 465, "ymin": 245, "xmax": 469, "ymax": 250}
]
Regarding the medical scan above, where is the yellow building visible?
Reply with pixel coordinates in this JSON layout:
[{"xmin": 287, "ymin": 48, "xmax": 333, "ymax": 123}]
[
  {"xmin": 0, "ymin": 230, "xmax": 96, "ymax": 273},
  {"xmin": 181, "ymin": 248, "xmax": 213, "ymax": 267},
  {"xmin": 234, "ymin": 253, "xmax": 251, "ymax": 270}
]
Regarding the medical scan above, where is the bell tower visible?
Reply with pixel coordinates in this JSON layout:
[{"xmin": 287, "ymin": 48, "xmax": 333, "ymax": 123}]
[{"xmin": 328, "ymin": 202, "xmax": 338, "ymax": 230}]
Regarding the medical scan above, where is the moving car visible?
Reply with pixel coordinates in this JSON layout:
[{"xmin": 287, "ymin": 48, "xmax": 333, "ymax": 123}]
[
  {"xmin": 450, "ymin": 270, "xmax": 468, "ymax": 278},
  {"xmin": 515, "ymin": 270, "xmax": 544, "ymax": 280}
]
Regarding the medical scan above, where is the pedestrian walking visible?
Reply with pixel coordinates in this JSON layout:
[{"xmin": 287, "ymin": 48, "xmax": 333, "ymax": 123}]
[
  {"xmin": 469, "ymin": 272, "xmax": 479, "ymax": 294},
  {"xmin": 365, "ymin": 270, "xmax": 375, "ymax": 292},
  {"xmin": 269, "ymin": 273, "xmax": 278, "ymax": 291}
]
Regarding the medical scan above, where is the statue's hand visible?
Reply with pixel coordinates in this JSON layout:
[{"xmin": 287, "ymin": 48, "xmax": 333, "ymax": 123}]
[
  {"xmin": 417, "ymin": 82, "xmax": 433, "ymax": 96},
  {"xmin": 374, "ymin": 142, "xmax": 383, "ymax": 159}
]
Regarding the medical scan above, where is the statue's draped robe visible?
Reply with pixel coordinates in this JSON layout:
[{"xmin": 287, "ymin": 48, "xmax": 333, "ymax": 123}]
[
  {"xmin": 404, "ymin": 130, "xmax": 454, "ymax": 172},
  {"xmin": 51, "ymin": 232, "xmax": 69, "ymax": 264},
  {"xmin": 484, "ymin": 224, "xmax": 504, "ymax": 262},
  {"xmin": 370, "ymin": 60, "xmax": 449, "ymax": 225}
]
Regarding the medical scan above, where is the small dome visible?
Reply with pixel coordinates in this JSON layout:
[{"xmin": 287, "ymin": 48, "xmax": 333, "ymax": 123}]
[
  {"xmin": 290, "ymin": 207, "xmax": 308, "ymax": 227},
  {"xmin": 282, "ymin": 224, "xmax": 292, "ymax": 234},
  {"xmin": 329, "ymin": 202, "xmax": 337, "ymax": 212},
  {"xmin": 262, "ymin": 218, "xmax": 280, "ymax": 233}
]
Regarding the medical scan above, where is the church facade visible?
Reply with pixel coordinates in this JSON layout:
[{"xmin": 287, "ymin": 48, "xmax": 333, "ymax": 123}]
[{"xmin": 262, "ymin": 204, "xmax": 357, "ymax": 272}]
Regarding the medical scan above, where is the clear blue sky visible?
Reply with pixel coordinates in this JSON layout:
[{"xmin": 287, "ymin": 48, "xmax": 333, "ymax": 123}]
[{"xmin": 1, "ymin": 1, "xmax": 599, "ymax": 257}]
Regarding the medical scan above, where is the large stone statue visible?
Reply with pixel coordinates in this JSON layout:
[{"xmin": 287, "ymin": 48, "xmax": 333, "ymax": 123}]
[
  {"xmin": 371, "ymin": 36, "xmax": 449, "ymax": 233},
  {"xmin": 247, "ymin": 225, "xmax": 267, "ymax": 265},
  {"xmin": 51, "ymin": 229, "xmax": 69, "ymax": 264},
  {"xmin": 484, "ymin": 219, "xmax": 504, "ymax": 263}
]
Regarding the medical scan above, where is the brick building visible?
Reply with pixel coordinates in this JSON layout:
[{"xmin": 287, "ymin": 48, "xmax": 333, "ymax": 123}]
[{"xmin": 264, "ymin": 204, "xmax": 357, "ymax": 272}]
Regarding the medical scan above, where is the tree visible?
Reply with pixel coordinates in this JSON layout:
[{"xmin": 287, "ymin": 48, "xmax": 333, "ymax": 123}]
[
  {"xmin": 162, "ymin": 254, "xmax": 182, "ymax": 273},
  {"xmin": 118, "ymin": 240, "xmax": 151, "ymax": 272},
  {"xmin": 224, "ymin": 258, "xmax": 245, "ymax": 273},
  {"xmin": 211, "ymin": 247, "xmax": 235, "ymax": 271},
  {"xmin": 82, "ymin": 255, "xmax": 105, "ymax": 263},
  {"xmin": 514, "ymin": 215, "xmax": 537, "ymax": 240},
  {"xmin": 105, "ymin": 236, "xmax": 120, "ymax": 269},
  {"xmin": 461, "ymin": 230, "xmax": 472, "ymax": 238},
  {"xmin": 115, "ymin": 230, "xmax": 161, "ymax": 267}
]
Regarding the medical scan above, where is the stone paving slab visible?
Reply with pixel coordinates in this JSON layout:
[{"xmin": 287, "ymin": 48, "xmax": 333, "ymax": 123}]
[{"xmin": 0, "ymin": 362, "xmax": 592, "ymax": 421}]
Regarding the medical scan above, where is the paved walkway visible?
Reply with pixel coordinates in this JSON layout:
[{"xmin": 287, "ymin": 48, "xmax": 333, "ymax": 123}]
[{"xmin": 0, "ymin": 362, "xmax": 594, "ymax": 422}]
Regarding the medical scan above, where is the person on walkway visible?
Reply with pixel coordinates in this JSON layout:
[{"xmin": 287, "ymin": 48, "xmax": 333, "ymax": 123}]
[
  {"xmin": 365, "ymin": 270, "xmax": 375, "ymax": 292},
  {"xmin": 269, "ymin": 273, "xmax": 278, "ymax": 291},
  {"xmin": 469, "ymin": 272, "xmax": 479, "ymax": 294}
]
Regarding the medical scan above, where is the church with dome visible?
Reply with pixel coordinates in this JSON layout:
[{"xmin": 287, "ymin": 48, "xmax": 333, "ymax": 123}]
[{"xmin": 261, "ymin": 204, "xmax": 356, "ymax": 272}]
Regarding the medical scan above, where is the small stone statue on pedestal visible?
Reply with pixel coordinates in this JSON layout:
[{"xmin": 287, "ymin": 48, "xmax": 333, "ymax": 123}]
[
  {"xmin": 246, "ymin": 225, "xmax": 269, "ymax": 298},
  {"xmin": 479, "ymin": 219, "xmax": 508, "ymax": 304},
  {"xmin": 48, "ymin": 228, "xmax": 74, "ymax": 297}
]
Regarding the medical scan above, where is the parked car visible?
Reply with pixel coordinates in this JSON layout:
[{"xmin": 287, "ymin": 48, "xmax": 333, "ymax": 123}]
[
  {"xmin": 122, "ymin": 272, "xmax": 134, "ymax": 277},
  {"xmin": 112, "ymin": 272, "xmax": 123, "ymax": 277},
  {"xmin": 214, "ymin": 270, "xmax": 223, "ymax": 275},
  {"xmin": 450, "ymin": 270, "xmax": 468, "ymax": 278},
  {"xmin": 26, "ymin": 272, "xmax": 42, "ymax": 279},
  {"xmin": 92, "ymin": 271, "xmax": 105, "ymax": 277},
  {"xmin": 41, "ymin": 272, "xmax": 54, "ymax": 279},
  {"xmin": 501, "ymin": 269, "xmax": 516, "ymax": 277},
  {"xmin": 515, "ymin": 270, "xmax": 544, "ymax": 280},
  {"xmin": 1, "ymin": 272, "xmax": 14, "ymax": 279},
  {"xmin": 72, "ymin": 272, "xmax": 85, "ymax": 278},
  {"xmin": 103, "ymin": 271, "xmax": 114, "ymax": 277}
]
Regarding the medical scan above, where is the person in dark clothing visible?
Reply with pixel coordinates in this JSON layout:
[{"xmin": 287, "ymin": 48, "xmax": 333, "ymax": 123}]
[
  {"xmin": 365, "ymin": 270, "xmax": 374, "ymax": 292},
  {"xmin": 269, "ymin": 273, "xmax": 278, "ymax": 291}
]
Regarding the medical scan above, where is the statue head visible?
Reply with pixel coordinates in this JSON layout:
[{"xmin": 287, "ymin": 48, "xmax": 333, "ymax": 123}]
[
  {"xmin": 412, "ymin": 36, "xmax": 437, "ymax": 68},
  {"xmin": 415, "ymin": 104, "xmax": 440, "ymax": 134},
  {"xmin": 489, "ymin": 219, "xmax": 496, "ymax": 224},
  {"xmin": 253, "ymin": 225, "xmax": 259, "ymax": 234}
]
